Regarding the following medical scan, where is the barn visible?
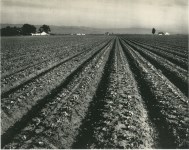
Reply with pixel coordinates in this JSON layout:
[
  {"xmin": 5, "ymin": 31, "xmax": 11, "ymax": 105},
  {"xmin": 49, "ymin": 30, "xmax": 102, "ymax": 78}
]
[
  {"xmin": 158, "ymin": 32, "xmax": 165, "ymax": 35},
  {"xmin": 31, "ymin": 31, "xmax": 49, "ymax": 36},
  {"xmin": 165, "ymin": 32, "xmax": 170, "ymax": 35},
  {"xmin": 41, "ymin": 31, "xmax": 49, "ymax": 35}
]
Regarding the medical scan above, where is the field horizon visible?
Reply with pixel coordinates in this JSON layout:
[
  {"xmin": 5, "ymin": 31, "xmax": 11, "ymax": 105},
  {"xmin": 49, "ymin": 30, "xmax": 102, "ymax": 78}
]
[{"xmin": 1, "ymin": 23, "xmax": 187, "ymax": 35}]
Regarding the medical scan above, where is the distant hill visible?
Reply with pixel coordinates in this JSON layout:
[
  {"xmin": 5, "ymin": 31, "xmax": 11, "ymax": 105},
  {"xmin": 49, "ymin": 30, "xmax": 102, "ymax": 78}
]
[
  {"xmin": 0, "ymin": 24, "xmax": 153, "ymax": 34},
  {"xmin": 0, "ymin": 24, "xmax": 184, "ymax": 34},
  {"xmin": 48, "ymin": 26, "xmax": 153, "ymax": 34}
]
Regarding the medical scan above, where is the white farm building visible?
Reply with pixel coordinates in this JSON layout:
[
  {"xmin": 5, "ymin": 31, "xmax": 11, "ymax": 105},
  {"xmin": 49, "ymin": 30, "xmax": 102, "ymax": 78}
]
[
  {"xmin": 76, "ymin": 33, "xmax": 85, "ymax": 35},
  {"xmin": 31, "ymin": 31, "xmax": 49, "ymax": 36},
  {"xmin": 158, "ymin": 32, "xmax": 170, "ymax": 35},
  {"xmin": 158, "ymin": 32, "xmax": 164, "ymax": 35},
  {"xmin": 165, "ymin": 32, "xmax": 170, "ymax": 35}
]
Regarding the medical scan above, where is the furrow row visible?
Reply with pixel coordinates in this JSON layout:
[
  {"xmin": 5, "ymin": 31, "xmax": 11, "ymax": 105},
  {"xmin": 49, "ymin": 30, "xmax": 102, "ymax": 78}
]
[
  {"xmin": 1, "ymin": 39, "xmax": 112, "ymax": 136},
  {"xmin": 123, "ymin": 38, "xmax": 188, "ymax": 70},
  {"xmin": 121, "ymin": 39, "xmax": 188, "ymax": 97},
  {"xmin": 2, "ymin": 38, "xmax": 114, "ymax": 149},
  {"xmin": 1, "ymin": 39, "xmax": 111, "ymax": 96},
  {"xmin": 1, "ymin": 38, "xmax": 106, "ymax": 78},
  {"xmin": 120, "ymin": 39, "xmax": 189, "ymax": 148},
  {"xmin": 127, "ymin": 38, "xmax": 188, "ymax": 59},
  {"xmin": 73, "ymin": 38, "xmax": 156, "ymax": 149}
]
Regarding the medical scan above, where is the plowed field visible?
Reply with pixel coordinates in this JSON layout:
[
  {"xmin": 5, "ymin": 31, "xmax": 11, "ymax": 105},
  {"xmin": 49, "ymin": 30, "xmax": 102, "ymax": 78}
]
[{"xmin": 1, "ymin": 35, "xmax": 188, "ymax": 149}]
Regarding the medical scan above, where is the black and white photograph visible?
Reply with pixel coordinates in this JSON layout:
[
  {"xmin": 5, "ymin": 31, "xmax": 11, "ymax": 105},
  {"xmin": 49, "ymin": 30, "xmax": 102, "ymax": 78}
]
[{"xmin": 0, "ymin": 0, "xmax": 188, "ymax": 149}]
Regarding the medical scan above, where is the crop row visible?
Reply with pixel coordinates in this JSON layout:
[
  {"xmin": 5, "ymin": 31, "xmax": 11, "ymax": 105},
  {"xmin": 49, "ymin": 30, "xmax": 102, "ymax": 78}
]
[
  {"xmin": 123, "ymin": 38, "xmax": 188, "ymax": 69},
  {"xmin": 2, "ymin": 37, "xmax": 114, "ymax": 149},
  {"xmin": 1, "ymin": 38, "xmax": 110, "ymax": 93},
  {"xmin": 73, "ymin": 38, "xmax": 157, "ymax": 148},
  {"xmin": 2, "ymin": 40, "xmax": 93, "ymax": 76},
  {"xmin": 120, "ymin": 35, "xmax": 188, "ymax": 54},
  {"xmin": 148, "ymin": 36, "xmax": 188, "ymax": 50},
  {"xmin": 120, "ymin": 39, "xmax": 189, "ymax": 148},
  {"xmin": 1, "ymin": 36, "xmax": 188, "ymax": 149},
  {"xmin": 120, "ymin": 39, "xmax": 188, "ymax": 96},
  {"xmin": 125, "ymin": 38, "xmax": 188, "ymax": 58},
  {"xmin": 2, "ymin": 36, "xmax": 110, "ymax": 75},
  {"xmin": 1, "ymin": 36, "xmax": 107, "ymax": 61},
  {"xmin": 1, "ymin": 38, "xmax": 112, "ymax": 136}
]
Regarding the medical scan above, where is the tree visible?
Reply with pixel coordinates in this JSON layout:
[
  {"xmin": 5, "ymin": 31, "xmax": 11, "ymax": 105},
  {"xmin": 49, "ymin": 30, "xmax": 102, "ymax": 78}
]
[
  {"xmin": 152, "ymin": 28, "xmax": 156, "ymax": 34},
  {"xmin": 105, "ymin": 32, "xmax": 109, "ymax": 35},
  {"xmin": 1, "ymin": 26, "xmax": 21, "ymax": 36},
  {"xmin": 39, "ymin": 25, "xmax": 51, "ymax": 33},
  {"xmin": 22, "ymin": 24, "xmax": 36, "ymax": 35}
]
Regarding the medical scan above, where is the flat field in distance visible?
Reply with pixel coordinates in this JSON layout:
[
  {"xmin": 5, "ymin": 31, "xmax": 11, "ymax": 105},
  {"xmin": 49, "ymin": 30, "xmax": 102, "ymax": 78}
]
[{"xmin": 1, "ymin": 35, "xmax": 189, "ymax": 149}]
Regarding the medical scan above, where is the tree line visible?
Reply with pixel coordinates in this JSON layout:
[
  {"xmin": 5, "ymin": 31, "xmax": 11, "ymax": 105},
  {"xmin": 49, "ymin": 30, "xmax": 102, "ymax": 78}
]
[{"xmin": 0, "ymin": 24, "xmax": 51, "ymax": 36}]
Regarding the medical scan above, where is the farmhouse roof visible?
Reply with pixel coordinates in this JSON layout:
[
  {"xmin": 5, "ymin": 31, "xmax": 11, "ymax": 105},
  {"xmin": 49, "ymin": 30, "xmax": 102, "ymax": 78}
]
[{"xmin": 158, "ymin": 32, "xmax": 164, "ymax": 34}]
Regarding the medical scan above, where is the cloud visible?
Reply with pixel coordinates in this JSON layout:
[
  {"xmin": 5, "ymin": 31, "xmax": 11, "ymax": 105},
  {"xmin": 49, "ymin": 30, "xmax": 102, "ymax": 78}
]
[
  {"xmin": 174, "ymin": 0, "xmax": 188, "ymax": 6},
  {"xmin": 139, "ymin": 0, "xmax": 188, "ymax": 7},
  {"xmin": 2, "ymin": 0, "xmax": 43, "ymax": 8},
  {"xmin": 1, "ymin": 0, "xmax": 188, "ymax": 33}
]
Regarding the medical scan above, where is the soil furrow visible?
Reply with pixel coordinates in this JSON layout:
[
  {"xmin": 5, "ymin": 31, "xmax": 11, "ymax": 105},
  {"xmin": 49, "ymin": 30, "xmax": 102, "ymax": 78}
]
[
  {"xmin": 72, "ymin": 38, "xmax": 116, "ymax": 148},
  {"xmin": 127, "ymin": 39, "xmax": 188, "ymax": 59},
  {"xmin": 120, "ymin": 35, "xmax": 188, "ymax": 54},
  {"xmin": 1, "ymin": 39, "xmax": 109, "ymax": 97},
  {"xmin": 122, "ymin": 38, "xmax": 188, "ymax": 70},
  {"xmin": 1, "ymin": 36, "xmax": 108, "ymax": 74},
  {"xmin": 1, "ymin": 39, "xmax": 112, "ymax": 137},
  {"xmin": 1, "ymin": 39, "xmax": 107, "ymax": 79},
  {"xmin": 1, "ymin": 35, "xmax": 188, "ymax": 149},
  {"xmin": 73, "ymin": 38, "xmax": 156, "ymax": 149},
  {"xmin": 120, "ymin": 39, "xmax": 175, "ymax": 148},
  {"xmin": 2, "ymin": 38, "xmax": 114, "ymax": 149},
  {"xmin": 121, "ymin": 39, "xmax": 188, "ymax": 97},
  {"xmin": 120, "ymin": 39, "xmax": 189, "ymax": 148},
  {"xmin": 1, "ymin": 50, "xmax": 87, "ymax": 97},
  {"xmin": 1, "ymin": 39, "xmax": 111, "ymax": 102}
]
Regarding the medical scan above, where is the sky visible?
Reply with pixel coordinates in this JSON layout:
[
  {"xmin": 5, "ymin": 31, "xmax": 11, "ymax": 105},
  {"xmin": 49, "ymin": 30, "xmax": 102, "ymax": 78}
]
[{"xmin": 1, "ymin": 0, "xmax": 188, "ymax": 32}]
